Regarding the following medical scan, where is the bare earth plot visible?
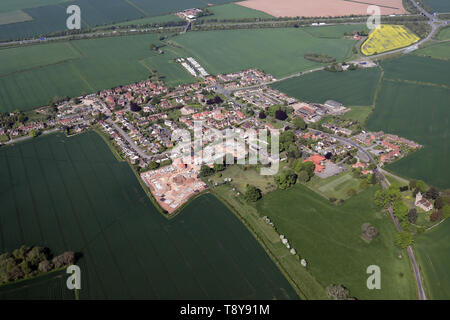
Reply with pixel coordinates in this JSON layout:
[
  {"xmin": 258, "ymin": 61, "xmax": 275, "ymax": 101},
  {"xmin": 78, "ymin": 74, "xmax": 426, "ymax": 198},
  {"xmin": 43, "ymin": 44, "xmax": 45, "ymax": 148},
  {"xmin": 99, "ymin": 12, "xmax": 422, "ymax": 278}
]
[{"xmin": 237, "ymin": 0, "xmax": 407, "ymax": 17}]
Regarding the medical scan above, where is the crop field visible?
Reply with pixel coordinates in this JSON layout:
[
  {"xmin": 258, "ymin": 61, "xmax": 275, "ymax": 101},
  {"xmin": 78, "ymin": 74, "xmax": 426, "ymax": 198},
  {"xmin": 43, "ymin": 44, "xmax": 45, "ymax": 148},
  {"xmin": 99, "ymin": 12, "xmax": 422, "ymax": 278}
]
[
  {"xmin": 0, "ymin": 34, "xmax": 196, "ymax": 112},
  {"xmin": 237, "ymin": 0, "xmax": 407, "ymax": 17},
  {"xmin": 381, "ymin": 55, "xmax": 450, "ymax": 86},
  {"xmin": 255, "ymin": 184, "xmax": 418, "ymax": 300},
  {"xmin": 0, "ymin": 131, "xmax": 298, "ymax": 299},
  {"xmin": 414, "ymin": 42, "xmax": 450, "ymax": 61},
  {"xmin": 0, "ymin": 0, "xmax": 237, "ymax": 41},
  {"xmin": 172, "ymin": 28, "xmax": 356, "ymax": 78},
  {"xmin": 361, "ymin": 24, "xmax": 420, "ymax": 56},
  {"xmin": 415, "ymin": 220, "xmax": 450, "ymax": 300},
  {"xmin": 423, "ymin": 0, "xmax": 450, "ymax": 12},
  {"xmin": 438, "ymin": 27, "xmax": 450, "ymax": 40},
  {"xmin": 303, "ymin": 24, "xmax": 367, "ymax": 39},
  {"xmin": 0, "ymin": 1, "xmax": 69, "ymax": 13},
  {"xmin": 0, "ymin": 10, "xmax": 33, "ymax": 26},
  {"xmin": 366, "ymin": 80, "xmax": 450, "ymax": 189},
  {"xmin": 271, "ymin": 68, "xmax": 382, "ymax": 106}
]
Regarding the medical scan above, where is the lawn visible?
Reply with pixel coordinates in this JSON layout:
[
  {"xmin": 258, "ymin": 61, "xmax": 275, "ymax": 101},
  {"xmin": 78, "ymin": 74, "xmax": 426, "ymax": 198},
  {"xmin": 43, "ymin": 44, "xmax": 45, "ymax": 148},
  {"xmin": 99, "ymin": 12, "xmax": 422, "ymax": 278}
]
[
  {"xmin": 171, "ymin": 28, "xmax": 356, "ymax": 78},
  {"xmin": 255, "ymin": 184, "xmax": 418, "ymax": 299},
  {"xmin": 414, "ymin": 42, "xmax": 450, "ymax": 61},
  {"xmin": 0, "ymin": 34, "xmax": 196, "ymax": 112},
  {"xmin": 366, "ymin": 80, "xmax": 450, "ymax": 189},
  {"xmin": 271, "ymin": 67, "xmax": 382, "ymax": 106},
  {"xmin": 361, "ymin": 24, "xmax": 420, "ymax": 56},
  {"xmin": 415, "ymin": 220, "xmax": 450, "ymax": 299},
  {"xmin": 341, "ymin": 106, "xmax": 373, "ymax": 124},
  {"xmin": 0, "ymin": 131, "xmax": 298, "ymax": 299}
]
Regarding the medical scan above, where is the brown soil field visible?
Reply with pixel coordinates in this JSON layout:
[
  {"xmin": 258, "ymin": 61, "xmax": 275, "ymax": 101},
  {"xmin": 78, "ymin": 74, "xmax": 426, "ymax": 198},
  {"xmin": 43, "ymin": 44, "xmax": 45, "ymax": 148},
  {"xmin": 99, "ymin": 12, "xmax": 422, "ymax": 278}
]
[{"xmin": 237, "ymin": 0, "xmax": 407, "ymax": 17}]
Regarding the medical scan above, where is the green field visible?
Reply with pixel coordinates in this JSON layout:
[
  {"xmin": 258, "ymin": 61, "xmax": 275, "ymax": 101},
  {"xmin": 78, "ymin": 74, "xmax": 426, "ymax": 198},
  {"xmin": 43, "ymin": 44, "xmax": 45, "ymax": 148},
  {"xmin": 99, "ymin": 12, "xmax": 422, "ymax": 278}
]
[
  {"xmin": 0, "ymin": 0, "xmax": 237, "ymax": 41},
  {"xmin": 367, "ymin": 80, "xmax": 450, "ymax": 189},
  {"xmin": 0, "ymin": 10, "xmax": 33, "ymax": 25},
  {"xmin": 271, "ymin": 67, "xmax": 382, "ymax": 106},
  {"xmin": 255, "ymin": 184, "xmax": 417, "ymax": 299},
  {"xmin": 198, "ymin": 3, "xmax": 273, "ymax": 20},
  {"xmin": 0, "ymin": 34, "xmax": 196, "ymax": 112},
  {"xmin": 415, "ymin": 220, "xmax": 450, "ymax": 300},
  {"xmin": 0, "ymin": 131, "xmax": 298, "ymax": 299},
  {"xmin": 303, "ymin": 24, "xmax": 366, "ymax": 39},
  {"xmin": 414, "ymin": 42, "xmax": 450, "ymax": 61},
  {"xmin": 423, "ymin": 0, "xmax": 450, "ymax": 12},
  {"xmin": 342, "ymin": 106, "xmax": 373, "ymax": 124},
  {"xmin": 438, "ymin": 26, "xmax": 450, "ymax": 40},
  {"xmin": 172, "ymin": 28, "xmax": 356, "ymax": 78},
  {"xmin": 306, "ymin": 171, "xmax": 366, "ymax": 201},
  {"xmin": 381, "ymin": 55, "xmax": 450, "ymax": 86}
]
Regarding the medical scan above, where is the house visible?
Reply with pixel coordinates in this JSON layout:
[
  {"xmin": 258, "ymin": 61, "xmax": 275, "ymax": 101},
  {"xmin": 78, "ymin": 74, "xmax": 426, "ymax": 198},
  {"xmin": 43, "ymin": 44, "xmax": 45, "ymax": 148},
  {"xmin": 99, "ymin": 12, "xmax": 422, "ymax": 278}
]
[
  {"xmin": 303, "ymin": 154, "xmax": 326, "ymax": 173},
  {"xmin": 415, "ymin": 192, "xmax": 433, "ymax": 212}
]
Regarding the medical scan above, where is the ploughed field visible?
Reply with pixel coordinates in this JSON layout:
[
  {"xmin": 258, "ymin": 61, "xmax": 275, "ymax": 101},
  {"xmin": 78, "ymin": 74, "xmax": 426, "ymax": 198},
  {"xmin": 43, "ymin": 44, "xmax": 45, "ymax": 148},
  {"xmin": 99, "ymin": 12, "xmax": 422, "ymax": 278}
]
[{"xmin": 0, "ymin": 131, "xmax": 298, "ymax": 299}]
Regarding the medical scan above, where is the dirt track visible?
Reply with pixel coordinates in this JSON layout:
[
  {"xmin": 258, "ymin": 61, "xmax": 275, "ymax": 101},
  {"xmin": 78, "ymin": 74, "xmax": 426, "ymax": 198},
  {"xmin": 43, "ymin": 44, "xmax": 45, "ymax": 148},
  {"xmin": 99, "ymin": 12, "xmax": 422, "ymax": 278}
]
[{"xmin": 237, "ymin": 0, "xmax": 407, "ymax": 17}]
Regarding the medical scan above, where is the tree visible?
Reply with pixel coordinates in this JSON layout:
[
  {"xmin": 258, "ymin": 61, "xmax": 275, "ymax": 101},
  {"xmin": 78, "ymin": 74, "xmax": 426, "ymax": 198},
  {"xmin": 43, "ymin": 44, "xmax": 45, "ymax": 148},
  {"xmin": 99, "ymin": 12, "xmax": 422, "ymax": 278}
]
[
  {"xmin": 408, "ymin": 208, "xmax": 418, "ymax": 224},
  {"xmin": 298, "ymin": 170, "xmax": 310, "ymax": 183},
  {"xmin": 148, "ymin": 161, "xmax": 159, "ymax": 170},
  {"xmin": 213, "ymin": 163, "xmax": 225, "ymax": 172},
  {"xmin": 395, "ymin": 231, "xmax": 413, "ymax": 249},
  {"xmin": 130, "ymin": 102, "xmax": 141, "ymax": 112},
  {"xmin": 415, "ymin": 180, "xmax": 427, "ymax": 193},
  {"xmin": 374, "ymin": 184, "xmax": 402, "ymax": 208},
  {"xmin": 199, "ymin": 165, "xmax": 214, "ymax": 177},
  {"xmin": 393, "ymin": 201, "xmax": 409, "ymax": 221},
  {"xmin": 244, "ymin": 185, "xmax": 262, "ymax": 202},
  {"xmin": 275, "ymin": 109, "xmax": 288, "ymax": 121},
  {"xmin": 430, "ymin": 210, "xmax": 443, "ymax": 222},
  {"xmin": 29, "ymin": 130, "xmax": 39, "ymax": 138},
  {"xmin": 274, "ymin": 171, "xmax": 297, "ymax": 190},
  {"xmin": 293, "ymin": 117, "xmax": 307, "ymax": 130},
  {"xmin": 424, "ymin": 187, "xmax": 440, "ymax": 200},
  {"xmin": 327, "ymin": 285, "xmax": 352, "ymax": 300},
  {"xmin": 258, "ymin": 111, "xmax": 266, "ymax": 119}
]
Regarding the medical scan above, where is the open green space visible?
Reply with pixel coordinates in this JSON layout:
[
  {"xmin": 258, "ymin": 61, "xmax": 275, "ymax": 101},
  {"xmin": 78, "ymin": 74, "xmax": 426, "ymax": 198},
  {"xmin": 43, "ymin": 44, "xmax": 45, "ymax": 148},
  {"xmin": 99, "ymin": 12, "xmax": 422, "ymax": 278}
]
[
  {"xmin": 172, "ymin": 28, "xmax": 356, "ymax": 78},
  {"xmin": 438, "ymin": 26, "xmax": 450, "ymax": 40},
  {"xmin": 255, "ymin": 184, "xmax": 418, "ymax": 299},
  {"xmin": 306, "ymin": 171, "xmax": 366, "ymax": 201},
  {"xmin": 0, "ymin": 131, "xmax": 298, "ymax": 299},
  {"xmin": 0, "ymin": 34, "xmax": 196, "ymax": 112},
  {"xmin": 414, "ymin": 41, "xmax": 450, "ymax": 61},
  {"xmin": 366, "ymin": 80, "xmax": 450, "ymax": 189},
  {"xmin": 303, "ymin": 24, "xmax": 366, "ymax": 39},
  {"xmin": 341, "ymin": 106, "xmax": 373, "ymax": 124},
  {"xmin": 381, "ymin": 55, "xmax": 450, "ymax": 86},
  {"xmin": 198, "ymin": 3, "xmax": 273, "ymax": 21},
  {"xmin": 415, "ymin": 220, "xmax": 450, "ymax": 299},
  {"xmin": 271, "ymin": 67, "xmax": 382, "ymax": 106},
  {"xmin": 423, "ymin": 0, "xmax": 450, "ymax": 12}
]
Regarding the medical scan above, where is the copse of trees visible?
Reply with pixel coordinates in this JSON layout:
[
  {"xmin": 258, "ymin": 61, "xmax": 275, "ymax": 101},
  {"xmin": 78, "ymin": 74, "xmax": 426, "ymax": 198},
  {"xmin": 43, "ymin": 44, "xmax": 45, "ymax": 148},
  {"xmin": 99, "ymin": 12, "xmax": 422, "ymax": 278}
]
[
  {"xmin": 293, "ymin": 117, "xmax": 307, "ymax": 130},
  {"xmin": 244, "ymin": 185, "xmax": 262, "ymax": 202},
  {"xmin": 0, "ymin": 245, "xmax": 76, "ymax": 285},
  {"xmin": 274, "ymin": 171, "xmax": 297, "ymax": 190}
]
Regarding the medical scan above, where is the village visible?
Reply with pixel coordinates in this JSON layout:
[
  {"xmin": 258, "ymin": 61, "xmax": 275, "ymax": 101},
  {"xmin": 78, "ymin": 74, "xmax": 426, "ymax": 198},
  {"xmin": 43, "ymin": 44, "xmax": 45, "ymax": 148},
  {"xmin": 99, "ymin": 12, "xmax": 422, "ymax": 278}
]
[{"xmin": 0, "ymin": 68, "xmax": 422, "ymax": 214}]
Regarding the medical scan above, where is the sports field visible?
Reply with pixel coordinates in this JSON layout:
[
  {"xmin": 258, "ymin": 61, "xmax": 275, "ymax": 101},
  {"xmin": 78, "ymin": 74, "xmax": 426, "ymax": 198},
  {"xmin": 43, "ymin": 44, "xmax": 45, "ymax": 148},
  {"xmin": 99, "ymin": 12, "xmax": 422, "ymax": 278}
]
[
  {"xmin": 271, "ymin": 67, "xmax": 382, "ymax": 106},
  {"xmin": 172, "ymin": 28, "xmax": 356, "ymax": 78},
  {"xmin": 414, "ymin": 42, "xmax": 450, "ymax": 61},
  {"xmin": 307, "ymin": 171, "xmax": 366, "ymax": 200},
  {"xmin": 361, "ymin": 25, "xmax": 420, "ymax": 56},
  {"xmin": 0, "ymin": 131, "xmax": 298, "ymax": 299},
  {"xmin": 366, "ymin": 80, "xmax": 450, "ymax": 189},
  {"xmin": 341, "ymin": 106, "xmax": 373, "ymax": 124},
  {"xmin": 415, "ymin": 220, "xmax": 450, "ymax": 300},
  {"xmin": 423, "ymin": 0, "xmax": 450, "ymax": 12},
  {"xmin": 0, "ymin": 34, "xmax": 196, "ymax": 112},
  {"xmin": 255, "ymin": 184, "xmax": 418, "ymax": 299}
]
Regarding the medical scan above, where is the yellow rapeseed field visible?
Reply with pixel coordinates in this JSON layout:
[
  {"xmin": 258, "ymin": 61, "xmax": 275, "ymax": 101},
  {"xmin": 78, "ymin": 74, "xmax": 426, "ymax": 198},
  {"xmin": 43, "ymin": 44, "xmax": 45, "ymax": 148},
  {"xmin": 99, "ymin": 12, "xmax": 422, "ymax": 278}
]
[{"xmin": 361, "ymin": 24, "xmax": 420, "ymax": 56}]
